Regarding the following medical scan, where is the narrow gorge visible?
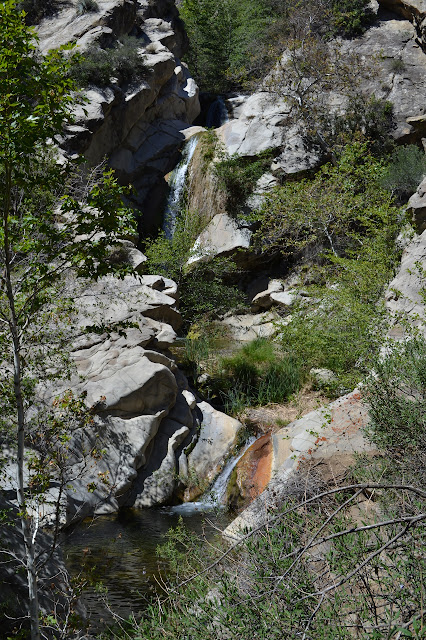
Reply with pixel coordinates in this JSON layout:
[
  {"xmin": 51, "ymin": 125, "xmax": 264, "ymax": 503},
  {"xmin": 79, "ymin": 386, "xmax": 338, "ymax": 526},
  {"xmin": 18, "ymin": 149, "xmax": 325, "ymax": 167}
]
[{"xmin": 1, "ymin": 0, "xmax": 426, "ymax": 638}]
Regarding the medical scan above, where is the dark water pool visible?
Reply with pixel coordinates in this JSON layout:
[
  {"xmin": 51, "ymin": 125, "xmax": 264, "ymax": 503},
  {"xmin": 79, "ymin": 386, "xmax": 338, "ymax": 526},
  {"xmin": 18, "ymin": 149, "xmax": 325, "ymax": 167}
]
[{"xmin": 63, "ymin": 505, "xmax": 231, "ymax": 630}]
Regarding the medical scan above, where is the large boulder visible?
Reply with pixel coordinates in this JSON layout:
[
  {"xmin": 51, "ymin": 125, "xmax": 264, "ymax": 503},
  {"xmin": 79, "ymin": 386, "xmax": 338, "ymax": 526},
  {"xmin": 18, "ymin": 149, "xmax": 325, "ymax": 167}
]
[
  {"xmin": 224, "ymin": 389, "xmax": 374, "ymax": 538},
  {"xmin": 186, "ymin": 213, "xmax": 252, "ymax": 267}
]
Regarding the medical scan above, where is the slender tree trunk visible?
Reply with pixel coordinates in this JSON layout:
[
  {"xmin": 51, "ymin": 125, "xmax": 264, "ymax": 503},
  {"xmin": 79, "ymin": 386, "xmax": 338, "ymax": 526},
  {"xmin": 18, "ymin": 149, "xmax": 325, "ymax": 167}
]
[{"xmin": 3, "ymin": 164, "xmax": 41, "ymax": 640}]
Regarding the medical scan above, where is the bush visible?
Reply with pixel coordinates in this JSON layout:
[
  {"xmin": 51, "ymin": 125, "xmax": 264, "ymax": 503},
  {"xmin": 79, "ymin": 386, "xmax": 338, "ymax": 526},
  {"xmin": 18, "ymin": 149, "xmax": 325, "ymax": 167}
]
[
  {"xmin": 279, "ymin": 233, "xmax": 401, "ymax": 392},
  {"xmin": 364, "ymin": 336, "xmax": 426, "ymax": 452},
  {"xmin": 255, "ymin": 143, "xmax": 399, "ymax": 262},
  {"xmin": 213, "ymin": 149, "xmax": 274, "ymax": 216},
  {"xmin": 125, "ymin": 469, "xmax": 425, "ymax": 640},
  {"xmin": 70, "ymin": 37, "xmax": 148, "ymax": 88},
  {"xmin": 143, "ymin": 210, "xmax": 246, "ymax": 326},
  {"xmin": 218, "ymin": 338, "xmax": 302, "ymax": 411},
  {"xmin": 18, "ymin": 0, "xmax": 61, "ymax": 24},
  {"xmin": 380, "ymin": 144, "xmax": 426, "ymax": 201},
  {"xmin": 329, "ymin": 0, "xmax": 375, "ymax": 38},
  {"xmin": 75, "ymin": 0, "xmax": 98, "ymax": 15}
]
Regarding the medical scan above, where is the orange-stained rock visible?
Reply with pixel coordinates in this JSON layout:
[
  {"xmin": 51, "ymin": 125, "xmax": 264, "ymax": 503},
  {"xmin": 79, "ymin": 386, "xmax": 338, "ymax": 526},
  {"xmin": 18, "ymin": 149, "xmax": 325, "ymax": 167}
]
[{"xmin": 227, "ymin": 434, "xmax": 273, "ymax": 510}]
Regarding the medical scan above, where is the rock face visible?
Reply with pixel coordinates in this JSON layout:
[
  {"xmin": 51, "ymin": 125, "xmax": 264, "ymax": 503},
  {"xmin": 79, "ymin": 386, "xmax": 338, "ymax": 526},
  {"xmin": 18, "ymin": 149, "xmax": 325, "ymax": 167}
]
[
  {"xmin": 224, "ymin": 389, "xmax": 374, "ymax": 538},
  {"xmin": 64, "ymin": 274, "xmax": 242, "ymax": 521},
  {"xmin": 218, "ymin": 10, "xmax": 426, "ymax": 173},
  {"xmin": 1, "ymin": 264, "xmax": 242, "ymax": 526},
  {"xmin": 407, "ymin": 177, "xmax": 426, "ymax": 231},
  {"xmin": 385, "ymin": 227, "xmax": 426, "ymax": 336},
  {"xmin": 37, "ymin": 0, "xmax": 200, "ymax": 224},
  {"xmin": 377, "ymin": 0, "xmax": 426, "ymax": 46}
]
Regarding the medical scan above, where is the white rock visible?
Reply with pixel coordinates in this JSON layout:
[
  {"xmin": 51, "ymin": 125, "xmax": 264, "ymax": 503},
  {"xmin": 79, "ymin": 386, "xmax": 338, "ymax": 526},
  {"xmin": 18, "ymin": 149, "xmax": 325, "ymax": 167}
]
[{"xmin": 182, "ymin": 390, "xmax": 197, "ymax": 410}]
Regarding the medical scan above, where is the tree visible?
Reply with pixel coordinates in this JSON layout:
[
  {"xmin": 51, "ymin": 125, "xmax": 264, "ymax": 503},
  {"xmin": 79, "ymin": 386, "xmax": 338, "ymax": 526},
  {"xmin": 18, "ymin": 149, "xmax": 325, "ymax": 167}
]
[
  {"xmin": 179, "ymin": 0, "xmax": 273, "ymax": 92},
  {"xmin": 0, "ymin": 3, "xmax": 135, "ymax": 638}
]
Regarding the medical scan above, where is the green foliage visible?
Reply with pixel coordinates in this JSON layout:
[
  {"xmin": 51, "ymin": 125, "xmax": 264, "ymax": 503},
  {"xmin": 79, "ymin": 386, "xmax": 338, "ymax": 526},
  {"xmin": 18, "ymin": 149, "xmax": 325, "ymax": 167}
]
[
  {"xmin": 381, "ymin": 144, "xmax": 426, "ymax": 201},
  {"xmin": 179, "ymin": 0, "xmax": 274, "ymax": 92},
  {"xmin": 329, "ymin": 0, "xmax": 375, "ymax": 38},
  {"xmin": 256, "ymin": 143, "xmax": 399, "ymax": 261},
  {"xmin": 213, "ymin": 149, "xmax": 275, "ymax": 216},
  {"xmin": 332, "ymin": 95, "xmax": 396, "ymax": 156},
  {"xmin": 218, "ymin": 338, "xmax": 302, "ymax": 412},
  {"xmin": 123, "ymin": 472, "xmax": 425, "ymax": 640},
  {"xmin": 391, "ymin": 57, "xmax": 406, "ymax": 73},
  {"xmin": 279, "ymin": 234, "xmax": 400, "ymax": 392},
  {"xmin": 251, "ymin": 145, "xmax": 403, "ymax": 390},
  {"xmin": 199, "ymin": 129, "xmax": 219, "ymax": 174},
  {"xmin": 143, "ymin": 211, "xmax": 245, "ymax": 325},
  {"xmin": 364, "ymin": 336, "xmax": 426, "ymax": 452},
  {"xmin": 69, "ymin": 37, "xmax": 148, "ymax": 88}
]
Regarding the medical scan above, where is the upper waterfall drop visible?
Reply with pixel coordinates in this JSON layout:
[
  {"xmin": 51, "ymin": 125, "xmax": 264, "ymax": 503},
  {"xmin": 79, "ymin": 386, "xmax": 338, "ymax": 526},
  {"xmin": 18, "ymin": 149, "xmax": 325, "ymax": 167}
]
[{"xmin": 163, "ymin": 135, "xmax": 200, "ymax": 239}]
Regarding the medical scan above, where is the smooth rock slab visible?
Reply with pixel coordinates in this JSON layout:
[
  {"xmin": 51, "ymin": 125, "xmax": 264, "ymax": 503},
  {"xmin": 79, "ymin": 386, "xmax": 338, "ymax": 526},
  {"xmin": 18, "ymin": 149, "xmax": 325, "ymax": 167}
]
[{"xmin": 224, "ymin": 389, "xmax": 375, "ymax": 539}]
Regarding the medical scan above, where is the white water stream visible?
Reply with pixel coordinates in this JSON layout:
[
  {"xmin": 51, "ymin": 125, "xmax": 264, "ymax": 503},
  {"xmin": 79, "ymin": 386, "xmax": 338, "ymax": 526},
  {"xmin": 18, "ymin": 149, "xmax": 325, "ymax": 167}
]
[
  {"xmin": 163, "ymin": 134, "xmax": 199, "ymax": 239},
  {"xmin": 170, "ymin": 436, "xmax": 257, "ymax": 515}
]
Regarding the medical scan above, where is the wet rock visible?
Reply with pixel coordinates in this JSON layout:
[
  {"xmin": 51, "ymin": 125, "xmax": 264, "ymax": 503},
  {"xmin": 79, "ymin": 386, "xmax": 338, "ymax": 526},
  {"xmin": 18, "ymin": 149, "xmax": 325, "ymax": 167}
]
[
  {"xmin": 185, "ymin": 402, "xmax": 243, "ymax": 500},
  {"xmin": 227, "ymin": 434, "xmax": 273, "ymax": 510},
  {"xmin": 224, "ymin": 390, "xmax": 374, "ymax": 539}
]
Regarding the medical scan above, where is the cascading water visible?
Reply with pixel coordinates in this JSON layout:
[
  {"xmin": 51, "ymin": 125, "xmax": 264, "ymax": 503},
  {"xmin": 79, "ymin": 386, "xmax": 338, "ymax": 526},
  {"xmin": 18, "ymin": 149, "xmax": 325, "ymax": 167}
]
[
  {"xmin": 163, "ymin": 134, "xmax": 199, "ymax": 239},
  {"xmin": 170, "ymin": 436, "xmax": 258, "ymax": 514},
  {"xmin": 206, "ymin": 96, "xmax": 229, "ymax": 128}
]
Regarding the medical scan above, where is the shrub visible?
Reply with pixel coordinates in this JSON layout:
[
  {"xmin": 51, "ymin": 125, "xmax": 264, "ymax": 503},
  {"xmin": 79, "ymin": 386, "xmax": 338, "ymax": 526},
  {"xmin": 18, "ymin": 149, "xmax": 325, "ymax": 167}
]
[
  {"xmin": 18, "ymin": 0, "xmax": 61, "ymax": 24},
  {"xmin": 70, "ymin": 37, "xmax": 148, "ymax": 88},
  {"xmin": 218, "ymin": 338, "xmax": 302, "ymax": 411},
  {"xmin": 255, "ymin": 143, "xmax": 399, "ymax": 261},
  {"xmin": 364, "ymin": 336, "xmax": 426, "ymax": 452},
  {"xmin": 278, "ymin": 227, "xmax": 402, "ymax": 392},
  {"xmin": 390, "ymin": 57, "xmax": 405, "ymax": 73},
  {"xmin": 329, "ymin": 0, "xmax": 375, "ymax": 38},
  {"xmin": 213, "ymin": 149, "xmax": 274, "ymax": 216},
  {"xmin": 380, "ymin": 144, "xmax": 426, "ymax": 201},
  {"xmin": 127, "ymin": 471, "xmax": 425, "ymax": 640}
]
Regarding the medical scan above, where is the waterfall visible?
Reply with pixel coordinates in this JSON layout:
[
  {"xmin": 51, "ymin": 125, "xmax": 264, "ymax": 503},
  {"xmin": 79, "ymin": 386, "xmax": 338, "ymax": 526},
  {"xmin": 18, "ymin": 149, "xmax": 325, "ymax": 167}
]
[
  {"xmin": 169, "ymin": 437, "xmax": 257, "ymax": 514},
  {"xmin": 163, "ymin": 135, "xmax": 199, "ymax": 239},
  {"xmin": 206, "ymin": 96, "xmax": 229, "ymax": 128}
]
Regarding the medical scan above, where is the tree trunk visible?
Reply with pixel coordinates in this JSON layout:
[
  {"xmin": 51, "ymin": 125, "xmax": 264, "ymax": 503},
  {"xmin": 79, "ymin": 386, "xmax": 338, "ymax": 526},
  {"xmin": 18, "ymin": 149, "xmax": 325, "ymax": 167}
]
[{"xmin": 3, "ymin": 164, "xmax": 41, "ymax": 640}]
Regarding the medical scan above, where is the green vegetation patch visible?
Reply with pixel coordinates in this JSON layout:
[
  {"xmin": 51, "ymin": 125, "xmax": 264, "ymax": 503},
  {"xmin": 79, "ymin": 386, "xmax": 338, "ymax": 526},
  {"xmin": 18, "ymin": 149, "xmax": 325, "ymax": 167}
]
[
  {"xmin": 250, "ymin": 144, "xmax": 403, "ymax": 392},
  {"xmin": 364, "ymin": 336, "xmax": 426, "ymax": 452},
  {"xmin": 216, "ymin": 337, "xmax": 302, "ymax": 413},
  {"xmin": 143, "ymin": 211, "xmax": 245, "ymax": 327},
  {"xmin": 213, "ymin": 149, "xmax": 275, "ymax": 217},
  {"xmin": 380, "ymin": 144, "xmax": 426, "ymax": 201},
  {"xmin": 70, "ymin": 36, "xmax": 149, "ymax": 88}
]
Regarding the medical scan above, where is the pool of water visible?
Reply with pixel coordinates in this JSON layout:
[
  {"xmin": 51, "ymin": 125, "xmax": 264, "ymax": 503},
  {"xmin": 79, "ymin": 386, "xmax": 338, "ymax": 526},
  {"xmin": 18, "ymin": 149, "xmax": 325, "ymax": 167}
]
[{"xmin": 63, "ymin": 505, "xmax": 231, "ymax": 631}]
